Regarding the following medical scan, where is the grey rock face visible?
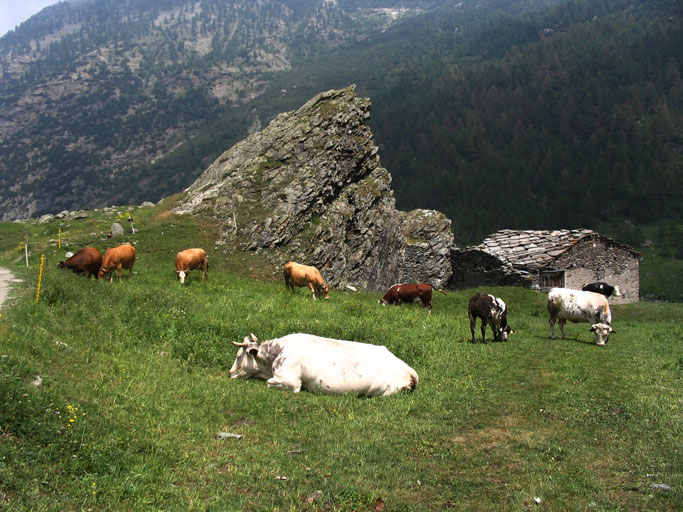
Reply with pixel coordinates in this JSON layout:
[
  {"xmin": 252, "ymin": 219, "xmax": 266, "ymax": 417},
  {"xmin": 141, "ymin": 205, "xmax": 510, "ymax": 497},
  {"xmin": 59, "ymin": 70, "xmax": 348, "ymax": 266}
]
[
  {"xmin": 400, "ymin": 209, "xmax": 454, "ymax": 289},
  {"xmin": 175, "ymin": 86, "xmax": 454, "ymax": 291},
  {"xmin": 110, "ymin": 222, "xmax": 124, "ymax": 237}
]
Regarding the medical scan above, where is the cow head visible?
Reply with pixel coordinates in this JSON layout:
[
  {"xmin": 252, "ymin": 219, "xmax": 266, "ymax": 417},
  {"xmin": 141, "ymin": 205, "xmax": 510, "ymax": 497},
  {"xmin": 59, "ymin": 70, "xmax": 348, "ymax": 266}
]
[
  {"xmin": 176, "ymin": 270, "xmax": 187, "ymax": 284},
  {"xmin": 97, "ymin": 266, "xmax": 108, "ymax": 279},
  {"xmin": 318, "ymin": 284, "xmax": 330, "ymax": 300},
  {"xmin": 612, "ymin": 285, "xmax": 622, "ymax": 297},
  {"xmin": 494, "ymin": 324, "xmax": 514, "ymax": 342},
  {"xmin": 590, "ymin": 323, "xmax": 616, "ymax": 345},
  {"xmin": 229, "ymin": 333, "xmax": 270, "ymax": 379}
]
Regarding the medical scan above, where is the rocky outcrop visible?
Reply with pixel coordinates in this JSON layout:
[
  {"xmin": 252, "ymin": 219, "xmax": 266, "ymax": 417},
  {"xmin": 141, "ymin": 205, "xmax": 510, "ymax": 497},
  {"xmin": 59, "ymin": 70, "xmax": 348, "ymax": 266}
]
[
  {"xmin": 175, "ymin": 86, "xmax": 454, "ymax": 291},
  {"xmin": 400, "ymin": 209, "xmax": 453, "ymax": 289}
]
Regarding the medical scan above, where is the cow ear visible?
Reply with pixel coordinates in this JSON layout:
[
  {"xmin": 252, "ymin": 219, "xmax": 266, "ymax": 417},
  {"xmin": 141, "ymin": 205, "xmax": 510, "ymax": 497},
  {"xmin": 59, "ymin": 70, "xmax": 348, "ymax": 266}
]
[
  {"xmin": 589, "ymin": 325, "xmax": 597, "ymax": 332},
  {"xmin": 609, "ymin": 327, "xmax": 616, "ymax": 334}
]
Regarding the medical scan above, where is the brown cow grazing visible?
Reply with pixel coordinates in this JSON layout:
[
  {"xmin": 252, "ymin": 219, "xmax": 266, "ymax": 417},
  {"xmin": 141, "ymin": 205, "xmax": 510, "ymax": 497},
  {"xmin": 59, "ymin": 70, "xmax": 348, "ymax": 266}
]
[
  {"xmin": 175, "ymin": 248, "xmax": 208, "ymax": 284},
  {"xmin": 98, "ymin": 244, "xmax": 136, "ymax": 282},
  {"xmin": 57, "ymin": 247, "xmax": 102, "ymax": 279},
  {"xmin": 283, "ymin": 261, "xmax": 330, "ymax": 300},
  {"xmin": 379, "ymin": 283, "xmax": 447, "ymax": 314},
  {"xmin": 468, "ymin": 293, "xmax": 513, "ymax": 343}
]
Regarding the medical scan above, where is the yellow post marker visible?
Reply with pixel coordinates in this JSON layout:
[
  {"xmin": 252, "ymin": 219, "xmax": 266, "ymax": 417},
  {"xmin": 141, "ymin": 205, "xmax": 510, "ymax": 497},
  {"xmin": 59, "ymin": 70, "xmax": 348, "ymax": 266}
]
[{"xmin": 35, "ymin": 255, "xmax": 45, "ymax": 303}]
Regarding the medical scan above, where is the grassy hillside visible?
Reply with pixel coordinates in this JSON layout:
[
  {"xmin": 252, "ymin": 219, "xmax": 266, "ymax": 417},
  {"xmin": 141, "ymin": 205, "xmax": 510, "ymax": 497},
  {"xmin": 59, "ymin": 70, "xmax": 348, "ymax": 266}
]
[{"xmin": 0, "ymin": 205, "xmax": 681, "ymax": 510}]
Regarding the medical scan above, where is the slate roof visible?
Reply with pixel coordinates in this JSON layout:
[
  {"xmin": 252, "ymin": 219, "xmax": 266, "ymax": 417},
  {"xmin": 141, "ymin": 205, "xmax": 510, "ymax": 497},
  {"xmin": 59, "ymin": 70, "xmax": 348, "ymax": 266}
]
[{"xmin": 476, "ymin": 228, "xmax": 609, "ymax": 270}]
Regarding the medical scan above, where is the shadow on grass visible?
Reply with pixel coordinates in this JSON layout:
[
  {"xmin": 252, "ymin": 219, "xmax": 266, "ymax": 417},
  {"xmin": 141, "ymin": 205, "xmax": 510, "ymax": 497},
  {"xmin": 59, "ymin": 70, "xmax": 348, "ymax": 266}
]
[{"xmin": 548, "ymin": 335, "xmax": 597, "ymax": 345}]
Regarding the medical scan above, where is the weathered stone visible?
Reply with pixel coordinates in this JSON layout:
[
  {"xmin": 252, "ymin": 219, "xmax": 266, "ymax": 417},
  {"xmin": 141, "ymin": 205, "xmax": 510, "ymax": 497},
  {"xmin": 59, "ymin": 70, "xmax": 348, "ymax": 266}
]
[
  {"xmin": 400, "ymin": 209, "xmax": 453, "ymax": 289},
  {"xmin": 175, "ymin": 86, "xmax": 454, "ymax": 291},
  {"xmin": 110, "ymin": 222, "xmax": 124, "ymax": 237}
]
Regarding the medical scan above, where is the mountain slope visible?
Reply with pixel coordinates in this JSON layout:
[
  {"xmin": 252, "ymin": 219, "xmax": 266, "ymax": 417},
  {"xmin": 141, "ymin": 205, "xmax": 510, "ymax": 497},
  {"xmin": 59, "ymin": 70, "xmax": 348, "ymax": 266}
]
[
  {"xmin": 0, "ymin": 0, "xmax": 428, "ymax": 219},
  {"xmin": 0, "ymin": 0, "xmax": 680, "ymax": 249},
  {"xmin": 371, "ymin": 0, "xmax": 683, "ymax": 243}
]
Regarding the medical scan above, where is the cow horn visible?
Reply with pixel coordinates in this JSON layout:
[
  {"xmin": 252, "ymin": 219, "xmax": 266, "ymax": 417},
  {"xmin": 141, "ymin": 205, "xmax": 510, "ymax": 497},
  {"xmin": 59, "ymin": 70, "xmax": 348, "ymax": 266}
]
[
  {"xmin": 249, "ymin": 333, "xmax": 258, "ymax": 342},
  {"xmin": 232, "ymin": 340, "xmax": 249, "ymax": 347}
]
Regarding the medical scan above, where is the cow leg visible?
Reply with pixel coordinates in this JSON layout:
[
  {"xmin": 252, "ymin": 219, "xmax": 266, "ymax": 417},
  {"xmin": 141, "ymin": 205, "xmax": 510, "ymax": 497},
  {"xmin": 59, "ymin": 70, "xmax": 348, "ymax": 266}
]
[
  {"xmin": 308, "ymin": 283, "xmax": 317, "ymax": 300},
  {"xmin": 267, "ymin": 375, "xmax": 303, "ymax": 393},
  {"xmin": 127, "ymin": 264, "xmax": 134, "ymax": 280},
  {"xmin": 469, "ymin": 315, "xmax": 477, "ymax": 343},
  {"xmin": 559, "ymin": 319, "xmax": 567, "ymax": 339},
  {"xmin": 549, "ymin": 315, "xmax": 556, "ymax": 339},
  {"xmin": 481, "ymin": 321, "xmax": 488, "ymax": 343}
]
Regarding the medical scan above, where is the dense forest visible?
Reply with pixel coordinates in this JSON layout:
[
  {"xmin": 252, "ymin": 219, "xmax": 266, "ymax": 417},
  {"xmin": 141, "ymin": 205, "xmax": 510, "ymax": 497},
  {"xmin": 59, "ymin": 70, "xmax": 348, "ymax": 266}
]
[{"xmin": 371, "ymin": 0, "xmax": 682, "ymax": 244}]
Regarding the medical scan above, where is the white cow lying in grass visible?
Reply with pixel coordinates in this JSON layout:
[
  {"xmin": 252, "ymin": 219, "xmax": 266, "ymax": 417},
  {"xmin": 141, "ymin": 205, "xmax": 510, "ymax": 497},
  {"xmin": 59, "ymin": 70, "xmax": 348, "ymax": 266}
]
[
  {"xmin": 547, "ymin": 288, "xmax": 616, "ymax": 345},
  {"xmin": 229, "ymin": 333, "xmax": 419, "ymax": 396}
]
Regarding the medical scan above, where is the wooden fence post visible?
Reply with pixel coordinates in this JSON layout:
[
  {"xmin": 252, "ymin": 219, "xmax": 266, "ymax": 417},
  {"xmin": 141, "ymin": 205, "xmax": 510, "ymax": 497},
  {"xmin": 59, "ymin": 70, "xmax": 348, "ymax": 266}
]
[
  {"xmin": 35, "ymin": 255, "xmax": 45, "ymax": 303},
  {"xmin": 24, "ymin": 229, "xmax": 29, "ymax": 267}
]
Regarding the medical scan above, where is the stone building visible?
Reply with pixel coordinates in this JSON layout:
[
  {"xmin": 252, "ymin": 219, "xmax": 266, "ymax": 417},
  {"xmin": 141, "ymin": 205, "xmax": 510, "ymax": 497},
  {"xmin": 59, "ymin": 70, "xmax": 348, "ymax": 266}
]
[{"xmin": 462, "ymin": 229, "xmax": 640, "ymax": 303}]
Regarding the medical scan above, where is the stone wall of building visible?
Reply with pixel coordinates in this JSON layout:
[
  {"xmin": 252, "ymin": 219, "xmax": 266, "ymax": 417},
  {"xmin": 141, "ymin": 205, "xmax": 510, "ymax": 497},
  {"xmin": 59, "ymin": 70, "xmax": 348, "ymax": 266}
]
[
  {"xmin": 551, "ymin": 235, "xmax": 639, "ymax": 303},
  {"xmin": 448, "ymin": 248, "xmax": 533, "ymax": 290}
]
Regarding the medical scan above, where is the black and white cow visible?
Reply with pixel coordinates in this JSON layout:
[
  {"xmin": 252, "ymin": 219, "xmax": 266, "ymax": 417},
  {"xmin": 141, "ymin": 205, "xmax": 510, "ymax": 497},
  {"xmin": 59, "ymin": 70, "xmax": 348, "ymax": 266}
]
[
  {"xmin": 468, "ymin": 293, "xmax": 513, "ymax": 343},
  {"xmin": 581, "ymin": 282, "xmax": 622, "ymax": 298}
]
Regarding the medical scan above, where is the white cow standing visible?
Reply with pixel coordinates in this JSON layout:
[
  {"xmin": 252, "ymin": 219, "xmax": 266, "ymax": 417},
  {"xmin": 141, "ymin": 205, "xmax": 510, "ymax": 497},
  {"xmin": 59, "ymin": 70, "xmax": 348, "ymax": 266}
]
[
  {"xmin": 547, "ymin": 288, "xmax": 616, "ymax": 345},
  {"xmin": 229, "ymin": 333, "xmax": 419, "ymax": 396}
]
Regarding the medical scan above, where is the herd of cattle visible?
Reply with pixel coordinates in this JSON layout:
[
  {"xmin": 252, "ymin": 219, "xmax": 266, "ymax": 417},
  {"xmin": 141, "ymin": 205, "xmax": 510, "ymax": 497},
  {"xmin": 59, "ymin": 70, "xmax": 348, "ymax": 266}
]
[{"xmin": 58, "ymin": 244, "xmax": 621, "ymax": 396}]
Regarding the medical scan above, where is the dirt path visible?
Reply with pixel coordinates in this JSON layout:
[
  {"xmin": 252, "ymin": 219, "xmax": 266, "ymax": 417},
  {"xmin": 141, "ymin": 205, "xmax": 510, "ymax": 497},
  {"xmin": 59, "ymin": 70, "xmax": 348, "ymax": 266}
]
[{"xmin": 0, "ymin": 267, "xmax": 21, "ymax": 311}]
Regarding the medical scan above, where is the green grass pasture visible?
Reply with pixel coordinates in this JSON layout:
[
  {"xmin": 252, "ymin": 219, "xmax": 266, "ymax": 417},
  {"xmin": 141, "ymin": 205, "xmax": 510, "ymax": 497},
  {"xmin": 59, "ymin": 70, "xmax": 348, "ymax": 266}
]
[{"xmin": 0, "ymin": 210, "xmax": 681, "ymax": 510}]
